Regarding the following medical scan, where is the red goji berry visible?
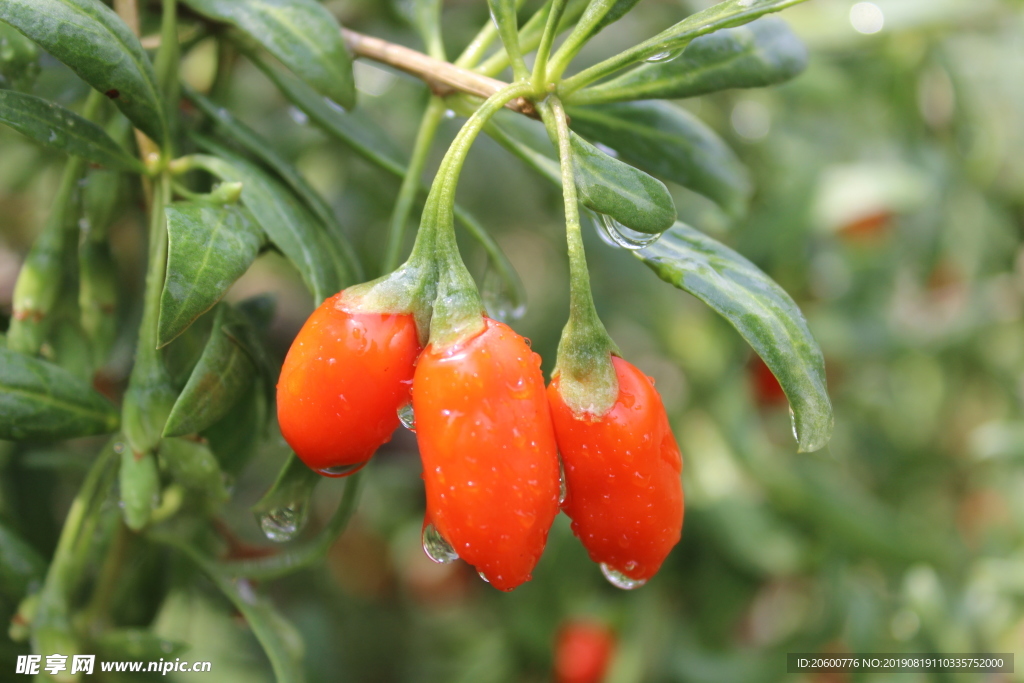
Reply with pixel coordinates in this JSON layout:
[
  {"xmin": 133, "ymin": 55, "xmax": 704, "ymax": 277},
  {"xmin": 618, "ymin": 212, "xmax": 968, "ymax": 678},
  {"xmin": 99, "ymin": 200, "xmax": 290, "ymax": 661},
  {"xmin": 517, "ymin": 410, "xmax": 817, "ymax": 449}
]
[
  {"xmin": 277, "ymin": 291, "xmax": 421, "ymax": 475},
  {"xmin": 413, "ymin": 318, "xmax": 560, "ymax": 591},
  {"xmin": 554, "ymin": 619, "xmax": 615, "ymax": 683},
  {"xmin": 548, "ymin": 356, "xmax": 683, "ymax": 585}
]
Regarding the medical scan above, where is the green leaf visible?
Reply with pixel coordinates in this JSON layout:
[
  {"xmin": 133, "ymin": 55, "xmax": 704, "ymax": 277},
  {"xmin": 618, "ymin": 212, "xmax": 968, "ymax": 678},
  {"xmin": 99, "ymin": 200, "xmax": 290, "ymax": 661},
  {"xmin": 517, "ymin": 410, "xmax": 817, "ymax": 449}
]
[
  {"xmin": 247, "ymin": 52, "xmax": 406, "ymax": 176},
  {"xmin": 0, "ymin": 0, "xmax": 166, "ymax": 145},
  {"xmin": 637, "ymin": 223, "xmax": 832, "ymax": 451},
  {"xmin": 159, "ymin": 437, "xmax": 229, "ymax": 501},
  {"xmin": 562, "ymin": 0, "xmax": 808, "ymax": 92},
  {"xmin": 567, "ymin": 101, "xmax": 751, "ymax": 217},
  {"xmin": 182, "ymin": 0, "xmax": 355, "ymax": 110},
  {"xmin": 0, "ymin": 90, "xmax": 144, "ymax": 171},
  {"xmin": 149, "ymin": 534, "xmax": 308, "ymax": 683},
  {"xmin": 591, "ymin": 0, "xmax": 644, "ymax": 35},
  {"xmin": 203, "ymin": 387, "xmax": 265, "ymax": 476},
  {"xmin": 187, "ymin": 144, "xmax": 342, "ymax": 303},
  {"xmin": 570, "ymin": 18, "xmax": 807, "ymax": 105},
  {"xmin": 0, "ymin": 347, "xmax": 119, "ymax": 440},
  {"xmin": 570, "ymin": 131, "xmax": 676, "ymax": 234},
  {"xmin": 183, "ymin": 85, "xmax": 362, "ymax": 283},
  {"xmin": 158, "ymin": 202, "xmax": 263, "ymax": 347},
  {"xmin": 163, "ymin": 305, "xmax": 257, "ymax": 438},
  {"xmin": 119, "ymin": 447, "xmax": 160, "ymax": 531},
  {"xmin": 0, "ymin": 522, "xmax": 46, "ymax": 599}
]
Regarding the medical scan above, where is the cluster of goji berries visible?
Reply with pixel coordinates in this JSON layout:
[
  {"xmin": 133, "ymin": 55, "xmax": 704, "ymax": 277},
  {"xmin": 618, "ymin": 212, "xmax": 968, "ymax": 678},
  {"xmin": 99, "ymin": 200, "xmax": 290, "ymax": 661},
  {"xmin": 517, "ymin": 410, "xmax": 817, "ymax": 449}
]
[{"xmin": 277, "ymin": 290, "xmax": 684, "ymax": 591}]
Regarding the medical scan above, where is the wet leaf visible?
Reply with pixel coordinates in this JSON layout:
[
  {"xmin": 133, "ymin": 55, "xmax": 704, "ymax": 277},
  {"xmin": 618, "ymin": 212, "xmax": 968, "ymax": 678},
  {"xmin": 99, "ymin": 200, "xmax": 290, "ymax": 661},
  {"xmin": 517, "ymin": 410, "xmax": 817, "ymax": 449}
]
[
  {"xmin": 158, "ymin": 202, "xmax": 263, "ymax": 346},
  {"xmin": 184, "ymin": 85, "xmax": 361, "ymax": 283},
  {"xmin": 0, "ymin": 0, "xmax": 167, "ymax": 145},
  {"xmin": 567, "ymin": 101, "xmax": 750, "ymax": 217},
  {"xmin": 570, "ymin": 18, "xmax": 807, "ymax": 104},
  {"xmin": 638, "ymin": 223, "xmax": 832, "ymax": 451},
  {"xmin": 0, "ymin": 347, "xmax": 119, "ymax": 440},
  {"xmin": 94, "ymin": 629, "xmax": 188, "ymax": 661},
  {"xmin": 0, "ymin": 90, "xmax": 144, "ymax": 171},
  {"xmin": 183, "ymin": 0, "xmax": 355, "ymax": 109},
  {"xmin": 163, "ymin": 305, "xmax": 257, "ymax": 438},
  {"xmin": 187, "ymin": 144, "xmax": 343, "ymax": 303},
  {"xmin": 571, "ymin": 131, "xmax": 676, "ymax": 234}
]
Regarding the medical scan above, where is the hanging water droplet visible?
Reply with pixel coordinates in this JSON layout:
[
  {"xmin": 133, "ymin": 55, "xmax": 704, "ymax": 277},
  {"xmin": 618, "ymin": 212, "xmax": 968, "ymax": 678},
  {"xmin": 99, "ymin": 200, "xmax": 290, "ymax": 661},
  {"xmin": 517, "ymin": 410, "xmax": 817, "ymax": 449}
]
[
  {"xmin": 443, "ymin": 109, "xmax": 457, "ymax": 119},
  {"xmin": 317, "ymin": 461, "xmax": 368, "ymax": 477},
  {"xmin": 477, "ymin": 570, "xmax": 490, "ymax": 584},
  {"xmin": 596, "ymin": 214, "xmax": 663, "ymax": 250},
  {"xmin": 558, "ymin": 458, "xmax": 568, "ymax": 506},
  {"xmin": 600, "ymin": 563, "xmax": 647, "ymax": 590},
  {"xmin": 398, "ymin": 403, "xmax": 416, "ymax": 431},
  {"xmin": 422, "ymin": 522, "xmax": 459, "ymax": 564},
  {"xmin": 258, "ymin": 500, "xmax": 309, "ymax": 542},
  {"xmin": 482, "ymin": 267, "xmax": 526, "ymax": 323},
  {"xmin": 789, "ymin": 405, "xmax": 799, "ymax": 444},
  {"xmin": 288, "ymin": 106, "xmax": 309, "ymax": 125}
]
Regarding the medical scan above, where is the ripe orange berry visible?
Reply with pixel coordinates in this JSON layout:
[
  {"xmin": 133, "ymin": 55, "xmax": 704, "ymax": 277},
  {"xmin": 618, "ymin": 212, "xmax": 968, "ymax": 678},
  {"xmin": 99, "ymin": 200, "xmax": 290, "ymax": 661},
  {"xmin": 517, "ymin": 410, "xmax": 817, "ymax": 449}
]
[
  {"xmin": 548, "ymin": 356, "xmax": 683, "ymax": 585},
  {"xmin": 554, "ymin": 619, "xmax": 615, "ymax": 683},
  {"xmin": 413, "ymin": 318, "xmax": 560, "ymax": 591},
  {"xmin": 277, "ymin": 291, "xmax": 421, "ymax": 475}
]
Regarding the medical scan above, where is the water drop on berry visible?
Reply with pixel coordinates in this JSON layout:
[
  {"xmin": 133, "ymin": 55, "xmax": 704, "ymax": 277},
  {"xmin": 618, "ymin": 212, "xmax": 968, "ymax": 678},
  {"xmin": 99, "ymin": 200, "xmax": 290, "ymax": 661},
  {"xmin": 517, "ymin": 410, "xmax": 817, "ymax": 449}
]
[
  {"xmin": 600, "ymin": 563, "xmax": 647, "ymax": 590},
  {"xmin": 317, "ymin": 461, "xmax": 368, "ymax": 477},
  {"xmin": 422, "ymin": 522, "xmax": 459, "ymax": 564},
  {"xmin": 398, "ymin": 403, "xmax": 416, "ymax": 431},
  {"xmin": 558, "ymin": 458, "xmax": 568, "ymax": 506}
]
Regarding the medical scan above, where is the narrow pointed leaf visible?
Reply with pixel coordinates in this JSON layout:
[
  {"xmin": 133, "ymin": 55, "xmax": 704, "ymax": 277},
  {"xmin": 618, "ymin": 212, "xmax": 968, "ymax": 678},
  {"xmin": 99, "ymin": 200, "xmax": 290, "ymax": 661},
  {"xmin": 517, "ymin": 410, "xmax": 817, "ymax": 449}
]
[
  {"xmin": 0, "ymin": 19, "xmax": 40, "ymax": 91},
  {"xmin": 247, "ymin": 52, "xmax": 405, "ymax": 175},
  {"xmin": 184, "ymin": 86, "xmax": 362, "ymax": 283},
  {"xmin": 0, "ymin": 91, "xmax": 144, "ymax": 171},
  {"xmin": 0, "ymin": 347, "xmax": 119, "ymax": 440},
  {"xmin": 571, "ymin": 18, "xmax": 808, "ymax": 104},
  {"xmin": 591, "ymin": 0, "xmax": 644, "ymax": 35},
  {"xmin": 181, "ymin": 0, "xmax": 355, "ymax": 109},
  {"xmin": 163, "ymin": 305, "xmax": 257, "ymax": 438},
  {"xmin": 568, "ymin": 101, "xmax": 750, "ymax": 217},
  {"xmin": 571, "ymin": 131, "xmax": 676, "ymax": 234},
  {"xmin": 637, "ymin": 223, "xmax": 832, "ymax": 452},
  {"xmin": 150, "ymin": 535, "xmax": 307, "ymax": 683},
  {"xmin": 563, "ymin": 0, "xmax": 808, "ymax": 91},
  {"xmin": 0, "ymin": 0, "xmax": 166, "ymax": 145},
  {"xmin": 158, "ymin": 202, "xmax": 262, "ymax": 347},
  {"xmin": 187, "ymin": 145, "xmax": 342, "ymax": 303}
]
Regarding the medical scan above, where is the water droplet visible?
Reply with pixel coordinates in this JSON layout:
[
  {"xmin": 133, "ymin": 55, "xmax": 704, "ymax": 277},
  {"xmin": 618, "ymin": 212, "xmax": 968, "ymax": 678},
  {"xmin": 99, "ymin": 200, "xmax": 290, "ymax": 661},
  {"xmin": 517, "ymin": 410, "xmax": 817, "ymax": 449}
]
[
  {"xmin": 477, "ymin": 570, "xmax": 490, "ymax": 583},
  {"xmin": 444, "ymin": 109, "xmax": 457, "ymax": 119},
  {"xmin": 422, "ymin": 522, "xmax": 459, "ymax": 564},
  {"xmin": 482, "ymin": 267, "xmax": 526, "ymax": 323},
  {"xmin": 595, "ymin": 214, "xmax": 663, "ymax": 250},
  {"xmin": 317, "ymin": 461, "xmax": 368, "ymax": 477},
  {"xmin": 288, "ymin": 106, "xmax": 309, "ymax": 125},
  {"xmin": 113, "ymin": 441, "xmax": 126, "ymax": 454},
  {"xmin": 558, "ymin": 458, "xmax": 568, "ymax": 506},
  {"xmin": 258, "ymin": 501, "xmax": 309, "ymax": 542},
  {"xmin": 600, "ymin": 563, "xmax": 647, "ymax": 590},
  {"xmin": 398, "ymin": 403, "xmax": 416, "ymax": 431},
  {"xmin": 645, "ymin": 49, "xmax": 682, "ymax": 63}
]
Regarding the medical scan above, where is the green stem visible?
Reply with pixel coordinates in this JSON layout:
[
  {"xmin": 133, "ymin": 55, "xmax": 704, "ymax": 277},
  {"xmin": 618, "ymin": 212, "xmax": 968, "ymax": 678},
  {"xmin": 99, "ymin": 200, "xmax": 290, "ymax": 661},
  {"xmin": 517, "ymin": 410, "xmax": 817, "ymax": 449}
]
[
  {"xmin": 546, "ymin": 0, "xmax": 621, "ymax": 82},
  {"xmin": 477, "ymin": 0, "xmax": 584, "ymax": 78},
  {"xmin": 532, "ymin": 0, "xmax": 569, "ymax": 89},
  {"xmin": 540, "ymin": 97, "xmax": 619, "ymax": 416},
  {"xmin": 382, "ymin": 97, "xmax": 446, "ymax": 274},
  {"xmin": 418, "ymin": 82, "xmax": 533, "ymax": 346},
  {"xmin": 219, "ymin": 472, "xmax": 364, "ymax": 580},
  {"xmin": 488, "ymin": 0, "xmax": 530, "ymax": 81}
]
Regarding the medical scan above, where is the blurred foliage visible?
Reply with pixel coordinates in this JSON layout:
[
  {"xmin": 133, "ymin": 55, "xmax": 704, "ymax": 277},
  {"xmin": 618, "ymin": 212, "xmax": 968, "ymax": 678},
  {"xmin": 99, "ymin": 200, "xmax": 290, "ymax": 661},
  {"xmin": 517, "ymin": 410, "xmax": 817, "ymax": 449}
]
[{"xmin": 3, "ymin": 0, "xmax": 1024, "ymax": 681}]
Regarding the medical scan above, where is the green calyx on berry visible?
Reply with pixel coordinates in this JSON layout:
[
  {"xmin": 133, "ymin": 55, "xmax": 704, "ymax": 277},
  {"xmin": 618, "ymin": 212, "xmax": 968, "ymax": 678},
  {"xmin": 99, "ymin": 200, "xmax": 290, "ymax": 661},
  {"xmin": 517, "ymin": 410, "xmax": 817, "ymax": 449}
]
[{"xmin": 538, "ymin": 96, "xmax": 620, "ymax": 418}]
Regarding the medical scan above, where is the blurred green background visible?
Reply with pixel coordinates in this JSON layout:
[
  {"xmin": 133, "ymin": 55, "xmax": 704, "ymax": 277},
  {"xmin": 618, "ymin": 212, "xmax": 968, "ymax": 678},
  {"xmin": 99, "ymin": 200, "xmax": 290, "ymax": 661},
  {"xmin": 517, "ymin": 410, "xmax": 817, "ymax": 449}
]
[{"xmin": 3, "ymin": 0, "xmax": 1024, "ymax": 681}]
